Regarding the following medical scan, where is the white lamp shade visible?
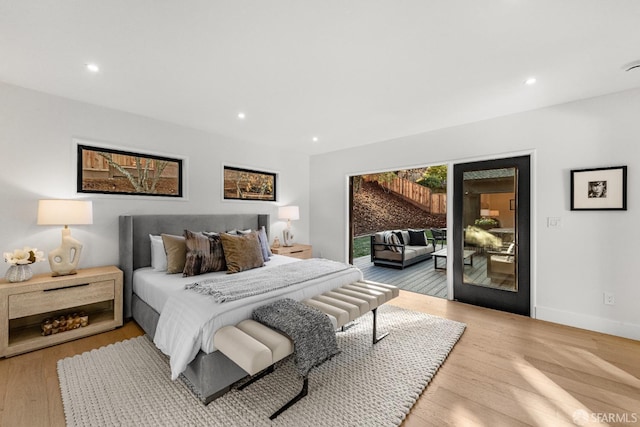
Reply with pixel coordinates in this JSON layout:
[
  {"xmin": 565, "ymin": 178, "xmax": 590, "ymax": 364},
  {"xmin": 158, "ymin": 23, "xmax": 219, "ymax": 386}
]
[
  {"xmin": 278, "ymin": 205, "xmax": 300, "ymax": 221},
  {"xmin": 480, "ymin": 209, "xmax": 491, "ymax": 217},
  {"xmin": 37, "ymin": 200, "xmax": 93, "ymax": 225}
]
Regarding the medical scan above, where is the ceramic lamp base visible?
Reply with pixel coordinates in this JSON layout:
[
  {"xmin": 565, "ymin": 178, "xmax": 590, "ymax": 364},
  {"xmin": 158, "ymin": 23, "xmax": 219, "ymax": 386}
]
[
  {"xmin": 48, "ymin": 228, "xmax": 83, "ymax": 276},
  {"xmin": 282, "ymin": 228, "xmax": 294, "ymax": 247}
]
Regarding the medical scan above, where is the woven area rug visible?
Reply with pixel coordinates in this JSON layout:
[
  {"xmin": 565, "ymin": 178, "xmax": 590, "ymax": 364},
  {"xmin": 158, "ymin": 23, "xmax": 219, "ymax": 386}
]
[{"xmin": 58, "ymin": 305, "xmax": 465, "ymax": 427}]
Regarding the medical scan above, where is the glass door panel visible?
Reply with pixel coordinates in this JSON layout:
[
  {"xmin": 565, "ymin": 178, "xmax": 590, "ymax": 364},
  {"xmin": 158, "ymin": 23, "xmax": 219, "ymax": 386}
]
[{"xmin": 462, "ymin": 167, "xmax": 517, "ymax": 291}]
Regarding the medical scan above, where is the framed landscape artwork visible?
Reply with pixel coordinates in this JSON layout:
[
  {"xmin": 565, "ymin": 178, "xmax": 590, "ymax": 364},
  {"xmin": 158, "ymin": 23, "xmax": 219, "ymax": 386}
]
[
  {"xmin": 570, "ymin": 166, "xmax": 627, "ymax": 211},
  {"xmin": 223, "ymin": 166, "xmax": 277, "ymax": 201},
  {"xmin": 77, "ymin": 144, "xmax": 184, "ymax": 197}
]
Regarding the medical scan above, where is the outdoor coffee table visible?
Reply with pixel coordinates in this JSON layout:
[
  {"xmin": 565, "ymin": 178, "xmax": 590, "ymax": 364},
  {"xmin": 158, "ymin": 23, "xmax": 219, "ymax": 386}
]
[{"xmin": 433, "ymin": 248, "xmax": 475, "ymax": 270}]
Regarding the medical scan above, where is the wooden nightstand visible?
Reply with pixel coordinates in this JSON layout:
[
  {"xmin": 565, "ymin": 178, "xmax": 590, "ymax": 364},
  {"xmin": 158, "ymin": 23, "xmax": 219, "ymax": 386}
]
[
  {"xmin": 271, "ymin": 244, "xmax": 313, "ymax": 259},
  {"xmin": 0, "ymin": 265, "xmax": 123, "ymax": 357}
]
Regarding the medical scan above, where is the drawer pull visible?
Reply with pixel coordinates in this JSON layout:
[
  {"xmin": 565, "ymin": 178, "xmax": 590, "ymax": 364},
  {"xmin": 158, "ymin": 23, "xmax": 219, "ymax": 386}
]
[
  {"xmin": 45, "ymin": 283, "xmax": 90, "ymax": 292},
  {"xmin": 291, "ymin": 250, "xmax": 303, "ymax": 254}
]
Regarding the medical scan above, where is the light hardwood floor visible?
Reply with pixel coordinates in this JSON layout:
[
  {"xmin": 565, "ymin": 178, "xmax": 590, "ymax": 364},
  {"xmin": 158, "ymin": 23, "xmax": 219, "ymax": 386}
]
[{"xmin": 1, "ymin": 291, "xmax": 638, "ymax": 426}]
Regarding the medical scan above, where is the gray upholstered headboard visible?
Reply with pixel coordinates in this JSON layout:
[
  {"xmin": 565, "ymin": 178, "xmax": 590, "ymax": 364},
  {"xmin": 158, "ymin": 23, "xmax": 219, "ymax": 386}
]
[{"xmin": 119, "ymin": 214, "xmax": 269, "ymax": 318}]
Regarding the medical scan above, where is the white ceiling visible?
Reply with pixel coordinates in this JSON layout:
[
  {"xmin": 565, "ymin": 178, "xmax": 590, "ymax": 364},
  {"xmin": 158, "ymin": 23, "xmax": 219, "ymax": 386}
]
[{"xmin": 1, "ymin": 1, "xmax": 640, "ymax": 155}]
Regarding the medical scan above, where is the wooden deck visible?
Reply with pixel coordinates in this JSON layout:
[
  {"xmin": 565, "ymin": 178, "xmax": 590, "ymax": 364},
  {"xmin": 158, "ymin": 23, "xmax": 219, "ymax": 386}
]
[
  {"xmin": 354, "ymin": 249, "xmax": 515, "ymax": 298},
  {"xmin": 354, "ymin": 255, "xmax": 449, "ymax": 298}
]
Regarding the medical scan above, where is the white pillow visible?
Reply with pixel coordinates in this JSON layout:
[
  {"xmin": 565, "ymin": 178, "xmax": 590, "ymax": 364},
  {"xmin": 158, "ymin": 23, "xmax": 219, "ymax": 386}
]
[
  {"xmin": 227, "ymin": 228, "xmax": 252, "ymax": 235},
  {"xmin": 149, "ymin": 234, "xmax": 167, "ymax": 271},
  {"xmin": 506, "ymin": 243, "xmax": 516, "ymax": 263}
]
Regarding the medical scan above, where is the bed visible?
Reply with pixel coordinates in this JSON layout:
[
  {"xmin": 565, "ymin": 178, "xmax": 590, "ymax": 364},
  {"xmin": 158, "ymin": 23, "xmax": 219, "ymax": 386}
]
[{"xmin": 119, "ymin": 214, "xmax": 362, "ymax": 403}]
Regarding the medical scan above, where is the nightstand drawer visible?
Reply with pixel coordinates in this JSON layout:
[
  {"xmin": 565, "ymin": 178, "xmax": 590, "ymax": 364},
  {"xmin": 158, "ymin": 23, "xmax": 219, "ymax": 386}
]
[
  {"xmin": 8, "ymin": 279, "xmax": 115, "ymax": 319},
  {"xmin": 271, "ymin": 244, "xmax": 312, "ymax": 259},
  {"xmin": 283, "ymin": 248, "xmax": 312, "ymax": 259}
]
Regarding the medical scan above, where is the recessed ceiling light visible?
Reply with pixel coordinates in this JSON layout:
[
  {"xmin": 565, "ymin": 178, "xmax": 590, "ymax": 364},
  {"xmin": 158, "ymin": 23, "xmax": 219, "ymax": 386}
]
[
  {"xmin": 524, "ymin": 77, "xmax": 537, "ymax": 85},
  {"xmin": 312, "ymin": 137, "xmax": 319, "ymax": 142},
  {"xmin": 86, "ymin": 63, "xmax": 100, "ymax": 73},
  {"xmin": 237, "ymin": 112, "xmax": 246, "ymax": 119}
]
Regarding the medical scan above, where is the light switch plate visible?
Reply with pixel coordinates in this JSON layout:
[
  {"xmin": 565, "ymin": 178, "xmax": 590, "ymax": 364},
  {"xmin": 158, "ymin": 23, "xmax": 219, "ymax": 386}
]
[{"xmin": 547, "ymin": 217, "xmax": 561, "ymax": 227}]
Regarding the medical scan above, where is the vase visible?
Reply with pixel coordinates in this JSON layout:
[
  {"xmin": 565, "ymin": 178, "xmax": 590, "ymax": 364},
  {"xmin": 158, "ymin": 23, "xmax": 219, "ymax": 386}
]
[{"xmin": 5, "ymin": 264, "xmax": 33, "ymax": 283}]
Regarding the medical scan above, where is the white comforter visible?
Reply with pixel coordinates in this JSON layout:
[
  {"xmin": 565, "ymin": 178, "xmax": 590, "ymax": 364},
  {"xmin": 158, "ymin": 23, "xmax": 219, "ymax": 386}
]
[{"xmin": 135, "ymin": 256, "xmax": 362, "ymax": 380}]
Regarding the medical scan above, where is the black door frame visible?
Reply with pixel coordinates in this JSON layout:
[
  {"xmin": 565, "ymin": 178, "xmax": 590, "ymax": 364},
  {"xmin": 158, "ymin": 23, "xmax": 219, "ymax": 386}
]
[{"xmin": 452, "ymin": 155, "xmax": 531, "ymax": 316}]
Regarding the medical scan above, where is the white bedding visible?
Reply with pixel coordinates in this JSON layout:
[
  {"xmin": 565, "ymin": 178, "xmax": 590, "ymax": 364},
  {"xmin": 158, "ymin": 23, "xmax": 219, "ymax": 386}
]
[
  {"xmin": 133, "ymin": 254, "xmax": 298, "ymax": 313},
  {"xmin": 133, "ymin": 255, "xmax": 363, "ymax": 379}
]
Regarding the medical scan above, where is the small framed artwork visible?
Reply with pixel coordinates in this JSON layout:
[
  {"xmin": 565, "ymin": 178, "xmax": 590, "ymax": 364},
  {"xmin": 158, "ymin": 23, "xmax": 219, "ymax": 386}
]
[
  {"xmin": 510, "ymin": 199, "xmax": 516, "ymax": 210},
  {"xmin": 77, "ymin": 143, "xmax": 184, "ymax": 197},
  {"xmin": 570, "ymin": 166, "xmax": 627, "ymax": 211},
  {"xmin": 223, "ymin": 165, "xmax": 277, "ymax": 201}
]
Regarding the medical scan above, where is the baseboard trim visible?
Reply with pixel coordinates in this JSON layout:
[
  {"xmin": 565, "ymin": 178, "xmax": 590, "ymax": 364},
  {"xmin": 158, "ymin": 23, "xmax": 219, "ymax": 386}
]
[{"xmin": 535, "ymin": 306, "xmax": 640, "ymax": 341}]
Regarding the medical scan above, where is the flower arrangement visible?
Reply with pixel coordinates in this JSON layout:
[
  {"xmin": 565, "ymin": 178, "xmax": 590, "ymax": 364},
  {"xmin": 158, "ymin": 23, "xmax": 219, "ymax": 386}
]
[{"xmin": 4, "ymin": 247, "xmax": 45, "ymax": 265}]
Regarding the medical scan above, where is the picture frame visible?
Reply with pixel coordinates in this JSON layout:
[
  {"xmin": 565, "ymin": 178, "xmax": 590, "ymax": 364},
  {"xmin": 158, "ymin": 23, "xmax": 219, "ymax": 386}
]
[
  {"xmin": 77, "ymin": 143, "xmax": 184, "ymax": 197},
  {"xmin": 223, "ymin": 165, "xmax": 277, "ymax": 202},
  {"xmin": 510, "ymin": 199, "xmax": 515, "ymax": 210},
  {"xmin": 570, "ymin": 166, "xmax": 627, "ymax": 211}
]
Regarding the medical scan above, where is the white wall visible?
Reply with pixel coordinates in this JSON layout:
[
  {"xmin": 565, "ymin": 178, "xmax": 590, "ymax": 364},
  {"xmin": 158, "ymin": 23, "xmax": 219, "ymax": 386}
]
[
  {"xmin": 310, "ymin": 88, "xmax": 640, "ymax": 340},
  {"xmin": 0, "ymin": 82, "xmax": 310, "ymax": 276},
  {"xmin": 3, "ymin": 81, "xmax": 638, "ymax": 340}
]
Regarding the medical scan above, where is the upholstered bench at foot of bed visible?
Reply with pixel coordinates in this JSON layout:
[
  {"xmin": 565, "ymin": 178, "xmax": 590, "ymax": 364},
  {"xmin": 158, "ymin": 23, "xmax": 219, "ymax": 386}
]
[
  {"xmin": 214, "ymin": 279, "xmax": 399, "ymax": 377},
  {"xmin": 214, "ymin": 320, "xmax": 294, "ymax": 377},
  {"xmin": 212, "ymin": 280, "xmax": 399, "ymax": 419},
  {"xmin": 305, "ymin": 280, "xmax": 399, "ymax": 343}
]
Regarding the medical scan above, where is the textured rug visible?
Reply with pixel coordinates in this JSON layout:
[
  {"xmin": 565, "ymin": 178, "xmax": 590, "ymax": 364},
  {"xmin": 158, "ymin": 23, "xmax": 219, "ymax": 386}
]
[{"xmin": 58, "ymin": 305, "xmax": 465, "ymax": 427}]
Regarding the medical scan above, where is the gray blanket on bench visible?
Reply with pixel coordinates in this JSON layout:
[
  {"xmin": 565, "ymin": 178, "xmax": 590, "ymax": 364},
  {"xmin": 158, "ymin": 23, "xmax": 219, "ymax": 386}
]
[
  {"xmin": 252, "ymin": 298, "xmax": 339, "ymax": 377},
  {"xmin": 185, "ymin": 258, "xmax": 353, "ymax": 303}
]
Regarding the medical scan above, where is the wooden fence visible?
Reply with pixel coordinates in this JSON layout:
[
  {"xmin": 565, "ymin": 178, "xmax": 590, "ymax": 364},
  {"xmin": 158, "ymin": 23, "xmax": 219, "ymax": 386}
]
[
  {"xmin": 366, "ymin": 176, "xmax": 446, "ymax": 215},
  {"xmin": 81, "ymin": 151, "xmax": 179, "ymax": 179}
]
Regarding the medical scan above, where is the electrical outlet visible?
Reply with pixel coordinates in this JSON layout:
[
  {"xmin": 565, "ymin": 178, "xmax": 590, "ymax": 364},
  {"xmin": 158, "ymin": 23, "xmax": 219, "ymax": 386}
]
[{"xmin": 603, "ymin": 292, "xmax": 615, "ymax": 305}]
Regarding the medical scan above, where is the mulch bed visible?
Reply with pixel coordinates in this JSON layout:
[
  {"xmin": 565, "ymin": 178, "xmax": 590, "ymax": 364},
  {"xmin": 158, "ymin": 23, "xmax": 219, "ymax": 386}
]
[{"xmin": 353, "ymin": 181, "xmax": 446, "ymax": 236}]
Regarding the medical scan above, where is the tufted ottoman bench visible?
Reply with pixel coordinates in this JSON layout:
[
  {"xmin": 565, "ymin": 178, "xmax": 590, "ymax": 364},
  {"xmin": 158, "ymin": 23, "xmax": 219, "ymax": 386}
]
[{"xmin": 213, "ymin": 279, "xmax": 399, "ymax": 418}]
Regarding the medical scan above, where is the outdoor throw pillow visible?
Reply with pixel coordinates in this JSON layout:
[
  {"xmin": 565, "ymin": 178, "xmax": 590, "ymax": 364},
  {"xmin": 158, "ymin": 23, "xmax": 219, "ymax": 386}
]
[
  {"xmin": 506, "ymin": 243, "xmax": 516, "ymax": 262},
  {"xmin": 393, "ymin": 231, "xmax": 405, "ymax": 245},
  {"xmin": 408, "ymin": 229, "xmax": 428, "ymax": 246},
  {"xmin": 384, "ymin": 231, "xmax": 403, "ymax": 253}
]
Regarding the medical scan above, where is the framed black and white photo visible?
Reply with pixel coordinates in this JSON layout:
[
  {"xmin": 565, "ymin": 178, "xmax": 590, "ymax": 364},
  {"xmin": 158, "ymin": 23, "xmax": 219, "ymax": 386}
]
[{"xmin": 570, "ymin": 166, "xmax": 627, "ymax": 211}]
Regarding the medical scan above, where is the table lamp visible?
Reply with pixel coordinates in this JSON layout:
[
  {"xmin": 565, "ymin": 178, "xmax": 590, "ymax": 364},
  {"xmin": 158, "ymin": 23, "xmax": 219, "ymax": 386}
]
[
  {"xmin": 278, "ymin": 205, "xmax": 299, "ymax": 247},
  {"xmin": 37, "ymin": 199, "xmax": 93, "ymax": 276}
]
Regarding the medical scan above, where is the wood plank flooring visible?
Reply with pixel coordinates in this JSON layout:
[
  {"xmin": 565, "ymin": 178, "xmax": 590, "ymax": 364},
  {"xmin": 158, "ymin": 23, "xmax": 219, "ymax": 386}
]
[{"xmin": 1, "ymin": 293, "xmax": 639, "ymax": 426}]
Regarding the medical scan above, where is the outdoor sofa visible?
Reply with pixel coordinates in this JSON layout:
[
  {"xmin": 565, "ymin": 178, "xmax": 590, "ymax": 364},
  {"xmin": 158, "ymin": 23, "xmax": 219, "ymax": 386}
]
[{"xmin": 370, "ymin": 229, "xmax": 436, "ymax": 269}]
